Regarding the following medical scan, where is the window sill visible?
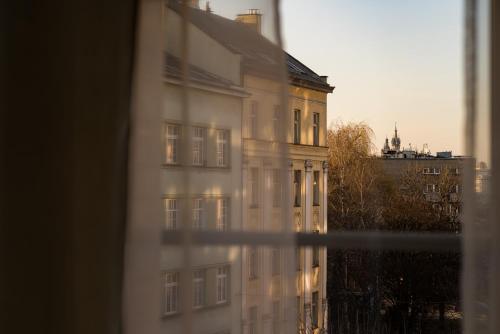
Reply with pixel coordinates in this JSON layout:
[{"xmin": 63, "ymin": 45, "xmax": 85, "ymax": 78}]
[
  {"xmin": 313, "ymin": 204, "xmax": 320, "ymax": 207},
  {"xmin": 249, "ymin": 205, "xmax": 259, "ymax": 209}
]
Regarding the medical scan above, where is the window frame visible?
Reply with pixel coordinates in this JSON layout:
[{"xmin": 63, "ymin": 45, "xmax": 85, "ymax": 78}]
[
  {"xmin": 192, "ymin": 269, "xmax": 205, "ymax": 309},
  {"xmin": 216, "ymin": 129, "xmax": 229, "ymax": 167},
  {"xmin": 163, "ymin": 272, "xmax": 179, "ymax": 316},
  {"xmin": 192, "ymin": 126, "xmax": 205, "ymax": 166},
  {"xmin": 216, "ymin": 197, "xmax": 229, "ymax": 231},
  {"xmin": 312, "ymin": 112, "xmax": 320, "ymax": 146},
  {"xmin": 216, "ymin": 266, "xmax": 229, "ymax": 304},
  {"xmin": 165, "ymin": 198, "xmax": 178, "ymax": 230},
  {"xmin": 192, "ymin": 198, "xmax": 204, "ymax": 230},
  {"xmin": 293, "ymin": 109, "xmax": 301, "ymax": 144},
  {"xmin": 165, "ymin": 123, "xmax": 180, "ymax": 164}
]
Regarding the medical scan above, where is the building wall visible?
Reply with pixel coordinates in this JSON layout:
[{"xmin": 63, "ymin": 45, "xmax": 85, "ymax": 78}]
[
  {"xmin": 241, "ymin": 73, "xmax": 329, "ymax": 333},
  {"xmin": 161, "ymin": 9, "xmax": 244, "ymax": 333},
  {"xmin": 160, "ymin": 82, "xmax": 243, "ymax": 334}
]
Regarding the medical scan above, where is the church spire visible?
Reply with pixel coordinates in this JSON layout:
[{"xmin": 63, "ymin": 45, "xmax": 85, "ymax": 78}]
[{"xmin": 391, "ymin": 122, "xmax": 401, "ymax": 151}]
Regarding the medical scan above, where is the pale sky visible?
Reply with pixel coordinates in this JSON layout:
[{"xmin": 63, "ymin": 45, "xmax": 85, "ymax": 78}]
[{"xmin": 209, "ymin": 0, "xmax": 465, "ymax": 155}]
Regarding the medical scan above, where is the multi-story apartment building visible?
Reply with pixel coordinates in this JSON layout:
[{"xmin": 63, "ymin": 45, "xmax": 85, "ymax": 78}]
[
  {"xmin": 161, "ymin": 5, "xmax": 248, "ymax": 333},
  {"xmin": 164, "ymin": 2, "xmax": 334, "ymax": 333}
]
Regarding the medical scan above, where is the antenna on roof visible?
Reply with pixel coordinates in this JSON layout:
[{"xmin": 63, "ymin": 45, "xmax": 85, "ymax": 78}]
[{"xmin": 205, "ymin": 1, "xmax": 212, "ymax": 13}]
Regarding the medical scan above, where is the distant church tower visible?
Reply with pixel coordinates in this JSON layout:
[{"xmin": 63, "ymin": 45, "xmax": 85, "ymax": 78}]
[
  {"xmin": 382, "ymin": 136, "xmax": 390, "ymax": 155},
  {"xmin": 391, "ymin": 123, "xmax": 401, "ymax": 151}
]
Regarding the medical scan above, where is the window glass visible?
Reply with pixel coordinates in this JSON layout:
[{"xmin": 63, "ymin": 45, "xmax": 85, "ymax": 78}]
[{"xmin": 294, "ymin": 109, "xmax": 301, "ymax": 144}]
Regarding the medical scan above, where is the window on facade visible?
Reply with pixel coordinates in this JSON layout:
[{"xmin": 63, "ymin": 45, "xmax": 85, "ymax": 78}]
[
  {"xmin": 311, "ymin": 291, "xmax": 318, "ymax": 328},
  {"xmin": 216, "ymin": 266, "xmax": 228, "ymax": 304},
  {"xmin": 313, "ymin": 171, "xmax": 320, "ymax": 206},
  {"xmin": 165, "ymin": 124, "xmax": 180, "ymax": 164},
  {"xmin": 216, "ymin": 198, "xmax": 229, "ymax": 231},
  {"xmin": 193, "ymin": 269, "xmax": 205, "ymax": 308},
  {"xmin": 249, "ymin": 101, "xmax": 258, "ymax": 138},
  {"xmin": 216, "ymin": 129, "xmax": 229, "ymax": 167},
  {"xmin": 192, "ymin": 127, "xmax": 205, "ymax": 166},
  {"xmin": 163, "ymin": 272, "xmax": 179, "ymax": 315},
  {"xmin": 294, "ymin": 170, "xmax": 301, "ymax": 207},
  {"xmin": 426, "ymin": 184, "xmax": 439, "ymax": 193},
  {"xmin": 249, "ymin": 247, "xmax": 258, "ymax": 280},
  {"xmin": 271, "ymin": 247, "xmax": 280, "ymax": 276},
  {"xmin": 312, "ymin": 247, "xmax": 320, "ymax": 268},
  {"xmin": 248, "ymin": 306, "xmax": 258, "ymax": 334},
  {"xmin": 249, "ymin": 168, "xmax": 259, "ymax": 207},
  {"xmin": 293, "ymin": 109, "xmax": 301, "ymax": 144},
  {"xmin": 313, "ymin": 112, "xmax": 319, "ymax": 146},
  {"xmin": 272, "ymin": 169, "xmax": 281, "ymax": 208},
  {"xmin": 192, "ymin": 198, "xmax": 204, "ymax": 230},
  {"xmin": 273, "ymin": 105, "xmax": 280, "ymax": 141},
  {"xmin": 165, "ymin": 198, "xmax": 178, "ymax": 230},
  {"xmin": 296, "ymin": 248, "xmax": 301, "ymax": 271},
  {"xmin": 272, "ymin": 300, "xmax": 280, "ymax": 334}
]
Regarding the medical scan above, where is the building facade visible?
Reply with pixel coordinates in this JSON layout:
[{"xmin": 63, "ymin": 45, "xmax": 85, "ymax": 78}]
[
  {"xmin": 161, "ymin": 6, "xmax": 248, "ymax": 333},
  {"xmin": 163, "ymin": 2, "xmax": 334, "ymax": 333}
]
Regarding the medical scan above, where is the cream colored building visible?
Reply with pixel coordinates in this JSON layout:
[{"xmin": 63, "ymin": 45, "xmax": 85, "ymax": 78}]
[
  {"xmin": 160, "ymin": 5, "xmax": 248, "ymax": 333},
  {"xmin": 165, "ymin": 2, "xmax": 334, "ymax": 333},
  {"xmin": 173, "ymin": 6, "xmax": 334, "ymax": 333}
]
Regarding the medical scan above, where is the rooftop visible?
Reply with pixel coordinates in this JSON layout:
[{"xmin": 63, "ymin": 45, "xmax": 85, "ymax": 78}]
[{"xmin": 167, "ymin": 1, "xmax": 334, "ymax": 93}]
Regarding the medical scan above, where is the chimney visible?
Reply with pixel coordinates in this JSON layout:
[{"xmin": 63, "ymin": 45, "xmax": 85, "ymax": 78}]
[{"xmin": 235, "ymin": 9, "xmax": 262, "ymax": 34}]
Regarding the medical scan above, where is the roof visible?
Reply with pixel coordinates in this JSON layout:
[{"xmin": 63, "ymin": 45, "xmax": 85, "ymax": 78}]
[
  {"xmin": 165, "ymin": 53, "xmax": 246, "ymax": 94},
  {"xmin": 167, "ymin": 1, "xmax": 334, "ymax": 93}
]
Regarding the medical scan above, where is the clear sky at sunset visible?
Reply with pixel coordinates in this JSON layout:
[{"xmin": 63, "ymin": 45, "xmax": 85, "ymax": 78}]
[{"xmin": 209, "ymin": 0, "xmax": 465, "ymax": 155}]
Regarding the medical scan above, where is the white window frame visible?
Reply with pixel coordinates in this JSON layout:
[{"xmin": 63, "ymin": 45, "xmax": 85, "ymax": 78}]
[
  {"xmin": 216, "ymin": 266, "xmax": 228, "ymax": 304},
  {"xmin": 192, "ymin": 198, "xmax": 204, "ymax": 230},
  {"xmin": 216, "ymin": 129, "xmax": 229, "ymax": 167},
  {"xmin": 217, "ymin": 198, "xmax": 229, "ymax": 231},
  {"xmin": 165, "ymin": 198, "xmax": 178, "ymax": 230},
  {"xmin": 192, "ymin": 127, "xmax": 205, "ymax": 166},
  {"xmin": 163, "ymin": 272, "xmax": 179, "ymax": 315},
  {"xmin": 165, "ymin": 124, "xmax": 180, "ymax": 164},
  {"xmin": 193, "ymin": 269, "xmax": 205, "ymax": 309}
]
